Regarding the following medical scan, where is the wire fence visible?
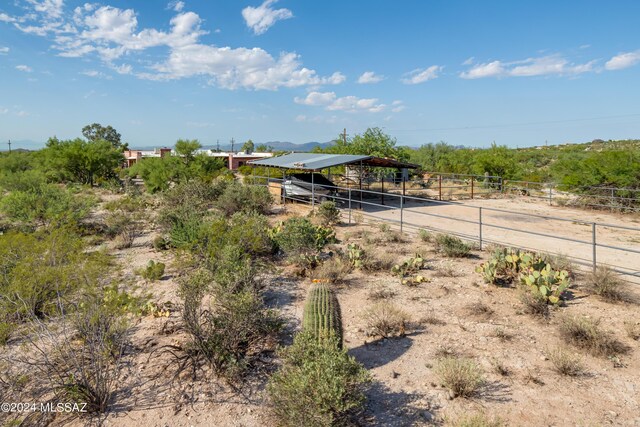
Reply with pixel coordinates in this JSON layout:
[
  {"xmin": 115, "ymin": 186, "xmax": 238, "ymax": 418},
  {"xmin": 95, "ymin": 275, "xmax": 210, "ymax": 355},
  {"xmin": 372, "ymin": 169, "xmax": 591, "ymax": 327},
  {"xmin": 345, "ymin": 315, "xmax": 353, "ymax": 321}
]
[{"xmin": 251, "ymin": 175, "xmax": 640, "ymax": 284}]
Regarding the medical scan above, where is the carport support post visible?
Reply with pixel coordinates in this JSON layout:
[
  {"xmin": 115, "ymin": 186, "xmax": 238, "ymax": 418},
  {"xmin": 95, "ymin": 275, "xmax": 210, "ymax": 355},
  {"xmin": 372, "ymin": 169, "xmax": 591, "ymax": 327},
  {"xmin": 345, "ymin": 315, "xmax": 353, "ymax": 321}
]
[
  {"xmin": 311, "ymin": 171, "xmax": 315, "ymax": 210},
  {"xmin": 548, "ymin": 185, "xmax": 552, "ymax": 206},
  {"xmin": 359, "ymin": 161, "xmax": 363, "ymax": 210},
  {"xmin": 400, "ymin": 194, "xmax": 404, "ymax": 233},
  {"xmin": 479, "ymin": 207, "xmax": 483, "ymax": 250},
  {"xmin": 381, "ymin": 175, "xmax": 384, "ymax": 206},
  {"xmin": 348, "ymin": 188, "xmax": 352, "ymax": 224},
  {"xmin": 592, "ymin": 222, "xmax": 597, "ymax": 272},
  {"xmin": 282, "ymin": 170, "xmax": 286, "ymax": 205},
  {"xmin": 266, "ymin": 167, "xmax": 270, "ymax": 188},
  {"xmin": 251, "ymin": 164, "xmax": 256, "ymax": 185},
  {"xmin": 438, "ymin": 175, "xmax": 442, "ymax": 201}
]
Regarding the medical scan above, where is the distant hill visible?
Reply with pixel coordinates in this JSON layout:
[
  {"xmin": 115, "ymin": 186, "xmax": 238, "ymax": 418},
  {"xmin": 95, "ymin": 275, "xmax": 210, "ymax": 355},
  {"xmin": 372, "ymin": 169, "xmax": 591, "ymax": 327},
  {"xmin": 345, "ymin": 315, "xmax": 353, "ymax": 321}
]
[{"xmin": 194, "ymin": 141, "xmax": 334, "ymax": 152}]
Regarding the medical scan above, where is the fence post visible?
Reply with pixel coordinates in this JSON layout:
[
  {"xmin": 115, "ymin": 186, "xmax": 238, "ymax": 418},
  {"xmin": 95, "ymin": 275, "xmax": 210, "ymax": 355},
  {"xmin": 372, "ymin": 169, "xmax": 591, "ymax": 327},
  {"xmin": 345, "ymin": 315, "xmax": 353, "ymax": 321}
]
[
  {"xmin": 479, "ymin": 207, "xmax": 483, "ymax": 250},
  {"xmin": 438, "ymin": 175, "xmax": 442, "ymax": 201},
  {"xmin": 471, "ymin": 177, "xmax": 474, "ymax": 199},
  {"xmin": 549, "ymin": 185, "xmax": 552, "ymax": 206},
  {"xmin": 348, "ymin": 187, "xmax": 352, "ymax": 224},
  {"xmin": 311, "ymin": 172, "xmax": 315, "ymax": 210},
  {"xmin": 592, "ymin": 222, "xmax": 597, "ymax": 272},
  {"xmin": 400, "ymin": 194, "xmax": 404, "ymax": 233},
  {"xmin": 282, "ymin": 170, "xmax": 286, "ymax": 206}
]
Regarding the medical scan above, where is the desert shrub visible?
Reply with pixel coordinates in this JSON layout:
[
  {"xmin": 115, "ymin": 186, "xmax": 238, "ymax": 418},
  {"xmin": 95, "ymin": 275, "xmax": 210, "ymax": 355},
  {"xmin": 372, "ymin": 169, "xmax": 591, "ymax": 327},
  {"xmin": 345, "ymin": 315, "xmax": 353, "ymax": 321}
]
[
  {"xmin": 210, "ymin": 244, "xmax": 261, "ymax": 293},
  {"xmin": 162, "ymin": 179, "xmax": 223, "ymax": 212},
  {"xmin": 448, "ymin": 413, "xmax": 504, "ymax": 427},
  {"xmin": 625, "ymin": 321, "xmax": 640, "ymax": 340},
  {"xmin": 518, "ymin": 286, "xmax": 550, "ymax": 317},
  {"xmin": 490, "ymin": 358, "xmax": 510, "ymax": 377},
  {"xmin": 316, "ymin": 201, "xmax": 341, "ymax": 226},
  {"xmin": 103, "ymin": 194, "xmax": 147, "ymax": 213},
  {"xmin": 362, "ymin": 302, "xmax": 410, "ymax": 338},
  {"xmin": 364, "ymin": 250, "xmax": 397, "ymax": 272},
  {"xmin": 139, "ymin": 260, "xmax": 165, "ymax": 281},
  {"xmin": 434, "ymin": 260, "xmax": 458, "ymax": 277},
  {"xmin": 547, "ymin": 347, "xmax": 584, "ymax": 376},
  {"xmin": 0, "ymin": 228, "xmax": 110, "ymax": 320},
  {"xmin": 435, "ymin": 234, "xmax": 471, "ymax": 258},
  {"xmin": 418, "ymin": 228, "xmax": 433, "ymax": 242},
  {"xmin": 311, "ymin": 257, "xmax": 351, "ymax": 285},
  {"xmin": 177, "ymin": 270, "xmax": 282, "ymax": 382},
  {"xmin": 0, "ymin": 322, "xmax": 11, "ymax": 346},
  {"xmin": 0, "ymin": 184, "xmax": 93, "ymax": 228},
  {"xmin": 152, "ymin": 235, "xmax": 170, "ymax": 251},
  {"xmin": 585, "ymin": 266, "xmax": 630, "ymax": 302},
  {"xmin": 226, "ymin": 211, "xmax": 274, "ymax": 256},
  {"xmin": 271, "ymin": 217, "xmax": 335, "ymax": 256},
  {"xmin": 15, "ymin": 301, "xmax": 129, "ymax": 414},
  {"xmin": 435, "ymin": 357, "xmax": 484, "ymax": 398},
  {"xmin": 558, "ymin": 315, "xmax": 628, "ymax": 357},
  {"xmin": 367, "ymin": 285, "xmax": 396, "ymax": 301},
  {"xmin": 465, "ymin": 301, "xmax": 494, "ymax": 317},
  {"xmin": 267, "ymin": 331, "xmax": 370, "ymax": 427},
  {"xmin": 215, "ymin": 181, "xmax": 272, "ymax": 216}
]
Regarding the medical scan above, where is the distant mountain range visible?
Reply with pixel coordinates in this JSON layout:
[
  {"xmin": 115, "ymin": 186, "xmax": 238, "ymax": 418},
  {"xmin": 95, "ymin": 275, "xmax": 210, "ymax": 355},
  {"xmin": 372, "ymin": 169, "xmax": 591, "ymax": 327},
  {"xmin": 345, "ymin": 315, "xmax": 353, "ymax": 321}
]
[{"xmin": 199, "ymin": 140, "xmax": 334, "ymax": 152}]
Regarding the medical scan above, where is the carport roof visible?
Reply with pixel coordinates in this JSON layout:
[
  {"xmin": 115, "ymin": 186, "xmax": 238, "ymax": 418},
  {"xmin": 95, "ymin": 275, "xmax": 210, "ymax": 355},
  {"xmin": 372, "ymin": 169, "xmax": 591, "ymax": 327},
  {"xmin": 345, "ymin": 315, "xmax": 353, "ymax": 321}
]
[{"xmin": 248, "ymin": 152, "xmax": 418, "ymax": 171}]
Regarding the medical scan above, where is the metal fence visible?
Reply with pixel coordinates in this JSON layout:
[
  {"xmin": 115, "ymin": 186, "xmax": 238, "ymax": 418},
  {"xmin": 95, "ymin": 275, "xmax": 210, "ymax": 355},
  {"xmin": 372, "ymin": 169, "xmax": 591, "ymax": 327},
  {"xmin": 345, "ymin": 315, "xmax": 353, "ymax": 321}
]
[{"xmin": 252, "ymin": 175, "xmax": 640, "ymax": 283}]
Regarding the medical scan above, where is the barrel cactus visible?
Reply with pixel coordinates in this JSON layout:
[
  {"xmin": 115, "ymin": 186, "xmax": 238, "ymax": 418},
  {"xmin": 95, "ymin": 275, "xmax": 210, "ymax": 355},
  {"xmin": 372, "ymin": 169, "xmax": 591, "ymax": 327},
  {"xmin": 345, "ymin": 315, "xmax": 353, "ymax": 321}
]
[{"xmin": 302, "ymin": 283, "xmax": 343, "ymax": 348}]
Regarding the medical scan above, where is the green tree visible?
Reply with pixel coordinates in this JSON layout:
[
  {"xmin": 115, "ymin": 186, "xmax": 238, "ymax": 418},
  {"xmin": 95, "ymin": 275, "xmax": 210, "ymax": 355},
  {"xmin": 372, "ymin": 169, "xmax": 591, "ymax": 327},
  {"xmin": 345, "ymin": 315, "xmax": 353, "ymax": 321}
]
[
  {"xmin": 242, "ymin": 139, "xmax": 255, "ymax": 153},
  {"xmin": 319, "ymin": 127, "xmax": 409, "ymax": 162},
  {"xmin": 256, "ymin": 143, "xmax": 273, "ymax": 152},
  {"xmin": 82, "ymin": 123, "xmax": 125, "ymax": 150},
  {"xmin": 43, "ymin": 138, "xmax": 124, "ymax": 186},
  {"xmin": 175, "ymin": 139, "xmax": 202, "ymax": 163}
]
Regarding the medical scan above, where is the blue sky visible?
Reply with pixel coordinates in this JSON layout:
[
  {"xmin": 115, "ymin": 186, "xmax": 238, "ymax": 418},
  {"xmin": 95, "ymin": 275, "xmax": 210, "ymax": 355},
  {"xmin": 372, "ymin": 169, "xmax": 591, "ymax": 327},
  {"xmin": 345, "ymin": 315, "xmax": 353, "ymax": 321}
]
[{"xmin": 1, "ymin": 0, "xmax": 640, "ymax": 149}]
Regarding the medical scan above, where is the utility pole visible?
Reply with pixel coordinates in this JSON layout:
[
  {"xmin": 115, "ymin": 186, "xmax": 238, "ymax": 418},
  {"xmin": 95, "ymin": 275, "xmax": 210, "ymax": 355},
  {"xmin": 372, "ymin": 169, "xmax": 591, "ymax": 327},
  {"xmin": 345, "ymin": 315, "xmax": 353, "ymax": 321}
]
[
  {"xmin": 216, "ymin": 139, "xmax": 220, "ymax": 152},
  {"xmin": 231, "ymin": 137, "xmax": 235, "ymax": 153},
  {"xmin": 7, "ymin": 139, "xmax": 11, "ymax": 153},
  {"xmin": 343, "ymin": 128, "xmax": 347, "ymax": 144}
]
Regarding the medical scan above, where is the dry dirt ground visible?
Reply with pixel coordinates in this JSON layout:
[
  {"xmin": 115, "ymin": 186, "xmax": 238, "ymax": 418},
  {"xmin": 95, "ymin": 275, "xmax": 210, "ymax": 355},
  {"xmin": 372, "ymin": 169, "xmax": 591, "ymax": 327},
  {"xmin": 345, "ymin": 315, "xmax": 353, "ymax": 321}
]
[{"xmin": 3, "ymin": 197, "xmax": 640, "ymax": 427}]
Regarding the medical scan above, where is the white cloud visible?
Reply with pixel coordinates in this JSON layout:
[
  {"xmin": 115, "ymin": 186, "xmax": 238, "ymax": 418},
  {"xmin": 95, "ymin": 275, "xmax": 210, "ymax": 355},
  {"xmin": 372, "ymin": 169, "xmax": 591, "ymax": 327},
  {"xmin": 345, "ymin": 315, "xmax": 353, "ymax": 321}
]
[
  {"xmin": 357, "ymin": 71, "xmax": 384, "ymax": 84},
  {"xmin": 3, "ymin": 1, "xmax": 343, "ymax": 91},
  {"xmin": 294, "ymin": 91, "xmax": 386, "ymax": 113},
  {"xmin": 16, "ymin": 64, "xmax": 33, "ymax": 72},
  {"xmin": 401, "ymin": 65, "xmax": 442, "ymax": 84},
  {"xmin": 391, "ymin": 100, "xmax": 405, "ymax": 113},
  {"xmin": 0, "ymin": 13, "xmax": 15, "ymax": 23},
  {"xmin": 461, "ymin": 55, "xmax": 596, "ymax": 79},
  {"xmin": 168, "ymin": 1, "xmax": 185, "ymax": 12},
  {"xmin": 0, "ymin": 107, "xmax": 8, "ymax": 114},
  {"xmin": 16, "ymin": 110, "xmax": 29, "ymax": 117},
  {"xmin": 0, "ymin": 47, "xmax": 9, "ymax": 54},
  {"xmin": 605, "ymin": 51, "xmax": 640, "ymax": 71},
  {"xmin": 242, "ymin": 0, "xmax": 293, "ymax": 35},
  {"xmin": 81, "ymin": 69, "xmax": 112, "ymax": 79}
]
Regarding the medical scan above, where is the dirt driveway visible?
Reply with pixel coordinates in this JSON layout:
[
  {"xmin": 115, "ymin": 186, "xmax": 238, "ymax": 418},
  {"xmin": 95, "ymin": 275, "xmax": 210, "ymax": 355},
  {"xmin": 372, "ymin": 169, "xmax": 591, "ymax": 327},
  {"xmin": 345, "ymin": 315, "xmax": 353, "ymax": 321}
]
[{"xmin": 339, "ymin": 194, "xmax": 640, "ymax": 282}]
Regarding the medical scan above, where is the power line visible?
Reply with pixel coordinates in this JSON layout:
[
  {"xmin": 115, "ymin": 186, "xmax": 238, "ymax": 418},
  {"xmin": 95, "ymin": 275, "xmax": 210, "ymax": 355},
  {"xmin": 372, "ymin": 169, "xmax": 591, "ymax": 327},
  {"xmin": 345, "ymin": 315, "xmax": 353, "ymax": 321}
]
[{"xmin": 387, "ymin": 113, "xmax": 640, "ymax": 133}]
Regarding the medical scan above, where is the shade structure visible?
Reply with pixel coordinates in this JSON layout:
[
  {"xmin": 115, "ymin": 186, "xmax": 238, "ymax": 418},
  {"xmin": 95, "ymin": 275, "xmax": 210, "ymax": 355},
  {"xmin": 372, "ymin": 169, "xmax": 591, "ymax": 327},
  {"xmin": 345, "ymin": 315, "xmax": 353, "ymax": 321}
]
[{"xmin": 247, "ymin": 152, "xmax": 418, "ymax": 171}]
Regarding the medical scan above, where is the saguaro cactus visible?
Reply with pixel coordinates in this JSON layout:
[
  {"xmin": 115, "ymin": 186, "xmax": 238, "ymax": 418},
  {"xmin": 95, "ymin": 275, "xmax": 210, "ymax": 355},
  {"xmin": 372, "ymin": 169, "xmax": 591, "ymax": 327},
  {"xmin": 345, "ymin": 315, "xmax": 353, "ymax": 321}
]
[{"xmin": 302, "ymin": 283, "xmax": 343, "ymax": 348}]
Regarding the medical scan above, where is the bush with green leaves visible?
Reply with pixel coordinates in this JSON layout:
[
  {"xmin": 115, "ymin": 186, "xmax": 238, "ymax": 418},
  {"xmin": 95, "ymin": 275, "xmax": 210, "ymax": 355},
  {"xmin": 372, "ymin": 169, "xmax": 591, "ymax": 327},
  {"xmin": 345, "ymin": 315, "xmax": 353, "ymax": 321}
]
[
  {"xmin": 0, "ymin": 183, "xmax": 93, "ymax": 228},
  {"xmin": 210, "ymin": 244, "xmax": 261, "ymax": 293},
  {"xmin": 316, "ymin": 200, "xmax": 341, "ymax": 226},
  {"xmin": 0, "ymin": 228, "xmax": 111, "ymax": 321},
  {"xmin": 267, "ymin": 331, "xmax": 370, "ymax": 427},
  {"xmin": 271, "ymin": 217, "xmax": 336, "ymax": 257},
  {"xmin": 139, "ymin": 260, "xmax": 165, "ymax": 281},
  {"xmin": 435, "ymin": 234, "xmax": 472, "ymax": 258},
  {"xmin": 176, "ymin": 270, "xmax": 282, "ymax": 382},
  {"xmin": 214, "ymin": 181, "xmax": 273, "ymax": 216}
]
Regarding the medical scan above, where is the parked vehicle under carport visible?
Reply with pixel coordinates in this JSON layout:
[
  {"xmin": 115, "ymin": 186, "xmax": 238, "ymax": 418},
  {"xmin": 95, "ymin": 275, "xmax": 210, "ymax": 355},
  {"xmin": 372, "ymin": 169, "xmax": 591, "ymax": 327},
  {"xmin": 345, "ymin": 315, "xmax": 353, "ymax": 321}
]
[{"xmin": 282, "ymin": 173, "xmax": 338, "ymax": 203}]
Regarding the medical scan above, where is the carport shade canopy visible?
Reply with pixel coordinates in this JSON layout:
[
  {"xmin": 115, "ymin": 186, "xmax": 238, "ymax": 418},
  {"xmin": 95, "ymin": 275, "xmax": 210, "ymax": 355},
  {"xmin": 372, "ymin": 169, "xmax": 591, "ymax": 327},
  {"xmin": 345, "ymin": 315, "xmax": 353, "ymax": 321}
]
[{"xmin": 247, "ymin": 152, "xmax": 418, "ymax": 171}]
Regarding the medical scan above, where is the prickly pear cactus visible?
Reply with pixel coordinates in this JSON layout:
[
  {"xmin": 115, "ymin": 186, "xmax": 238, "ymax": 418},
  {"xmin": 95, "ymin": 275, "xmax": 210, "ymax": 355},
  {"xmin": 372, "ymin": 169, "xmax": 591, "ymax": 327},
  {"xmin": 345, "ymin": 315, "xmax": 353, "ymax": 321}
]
[
  {"xmin": 347, "ymin": 243, "xmax": 365, "ymax": 269},
  {"xmin": 520, "ymin": 263, "xmax": 570, "ymax": 305},
  {"xmin": 302, "ymin": 282, "xmax": 343, "ymax": 347}
]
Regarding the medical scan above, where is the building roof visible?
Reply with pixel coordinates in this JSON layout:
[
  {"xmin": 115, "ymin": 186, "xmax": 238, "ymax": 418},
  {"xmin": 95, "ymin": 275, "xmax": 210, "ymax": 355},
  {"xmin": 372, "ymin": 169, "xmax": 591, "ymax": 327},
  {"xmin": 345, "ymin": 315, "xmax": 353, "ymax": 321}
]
[{"xmin": 248, "ymin": 152, "xmax": 418, "ymax": 170}]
